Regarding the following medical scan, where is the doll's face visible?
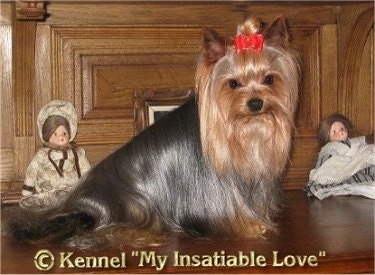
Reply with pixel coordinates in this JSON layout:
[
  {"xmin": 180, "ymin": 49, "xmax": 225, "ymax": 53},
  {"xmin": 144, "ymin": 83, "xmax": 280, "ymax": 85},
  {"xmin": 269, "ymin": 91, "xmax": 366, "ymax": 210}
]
[
  {"xmin": 48, "ymin": 125, "xmax": 70, "ymax": 146},
  {"xmin": 329, "ymin": 121, "xmax": 348, "ymax": 142}
]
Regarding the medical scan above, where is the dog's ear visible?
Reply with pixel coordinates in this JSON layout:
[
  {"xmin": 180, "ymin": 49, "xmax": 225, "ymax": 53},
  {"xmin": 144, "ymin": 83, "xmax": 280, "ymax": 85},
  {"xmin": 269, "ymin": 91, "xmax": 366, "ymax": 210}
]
[
  {"xmin": 262, "ymin": 16, "xmax": 289, "ymax": 47},
  {"xmin": 202, "ymin": 27, "xmax": 226, "ymax": 64}
]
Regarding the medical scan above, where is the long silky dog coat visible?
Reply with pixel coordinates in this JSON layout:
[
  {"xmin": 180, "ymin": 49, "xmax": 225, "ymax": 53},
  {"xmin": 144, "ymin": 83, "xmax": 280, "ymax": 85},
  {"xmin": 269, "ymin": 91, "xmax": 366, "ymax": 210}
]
[{"xmin": 11, "ymin": 16, "xmax": 301, "ymax": 248}]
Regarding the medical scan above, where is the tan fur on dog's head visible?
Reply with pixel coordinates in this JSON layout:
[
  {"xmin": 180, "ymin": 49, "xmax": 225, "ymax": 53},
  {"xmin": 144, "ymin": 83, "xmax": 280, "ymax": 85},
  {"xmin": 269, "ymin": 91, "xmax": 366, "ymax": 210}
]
[{"xmin": 196, "ymin": 17, "xmax": 301, "ymax": 182}]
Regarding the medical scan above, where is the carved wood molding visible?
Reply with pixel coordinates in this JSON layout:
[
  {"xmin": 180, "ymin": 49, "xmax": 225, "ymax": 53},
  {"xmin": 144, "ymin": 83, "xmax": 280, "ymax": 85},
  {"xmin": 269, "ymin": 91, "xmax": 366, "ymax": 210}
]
[
  {"xmin": 340, "ymin": 8, "xmax": 374, "ymax": 116},
  {"xmin": 50, "ymin": 26, "xmax": 201, "ymax": 109},
  {"xmin": 291, "ymin": 27, "xmax": 321, "ymax": 137},
  {"xmin": 13, "ymin": 15, "xmax": 36, "ymax": 137},
  {"xmin": 16, "ymin": 1, "xmax": 47, "ymax": 20},
  {"xmin": 49, "ymin": 26, "xmax": 200, "ymax": 145}
]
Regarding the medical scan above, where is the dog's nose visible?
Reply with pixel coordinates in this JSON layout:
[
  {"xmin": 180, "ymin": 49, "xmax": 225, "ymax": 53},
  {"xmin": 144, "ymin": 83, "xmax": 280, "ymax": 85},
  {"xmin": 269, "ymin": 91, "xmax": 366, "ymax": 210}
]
[{"xmin": 247, "ymin": 98, "xmax": 264, "ymax": 112}]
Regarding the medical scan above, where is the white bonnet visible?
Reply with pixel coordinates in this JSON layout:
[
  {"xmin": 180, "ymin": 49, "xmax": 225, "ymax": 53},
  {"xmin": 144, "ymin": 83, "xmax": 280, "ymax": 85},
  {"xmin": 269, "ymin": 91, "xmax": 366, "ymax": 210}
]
[{"xmin": 37, "ymin": 100, "xmax": 78, "ymax": 142}]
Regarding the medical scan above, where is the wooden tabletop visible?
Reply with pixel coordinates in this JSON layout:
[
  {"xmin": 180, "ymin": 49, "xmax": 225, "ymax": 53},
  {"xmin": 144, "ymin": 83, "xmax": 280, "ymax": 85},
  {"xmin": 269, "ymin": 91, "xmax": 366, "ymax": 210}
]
[{"xmin": 1, "ymin": 190, "xmax": 374, "ymax": 274}]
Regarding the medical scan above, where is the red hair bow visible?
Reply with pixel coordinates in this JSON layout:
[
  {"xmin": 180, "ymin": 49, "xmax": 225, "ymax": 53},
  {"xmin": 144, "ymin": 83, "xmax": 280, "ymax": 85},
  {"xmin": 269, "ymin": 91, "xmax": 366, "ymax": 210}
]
[{"xmin": 234, "ymin": 34, "xmax": 264, "ymax": 53}]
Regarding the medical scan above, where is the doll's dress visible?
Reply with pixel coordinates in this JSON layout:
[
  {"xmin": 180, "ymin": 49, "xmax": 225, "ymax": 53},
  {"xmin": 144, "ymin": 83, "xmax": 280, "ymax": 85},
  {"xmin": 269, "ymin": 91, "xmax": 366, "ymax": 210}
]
[
  {"xmin": 20, "ymin": 146, "xmax": 90, "ymax": 210},
  {"xmin": 305, "ymin": 136, "xmax": 375, "ymax": 199}
]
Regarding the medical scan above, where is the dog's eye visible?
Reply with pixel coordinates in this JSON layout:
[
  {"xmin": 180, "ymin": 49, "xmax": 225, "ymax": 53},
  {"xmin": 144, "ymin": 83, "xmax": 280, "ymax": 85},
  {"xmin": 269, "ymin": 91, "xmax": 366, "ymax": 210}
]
[
  {"xmin": 262, "ymin": 75, "xmax": 274, "ymax": 85},
  {"xmin": 229, "ymin": 79, "xmax": 241, "ymax": 89}
]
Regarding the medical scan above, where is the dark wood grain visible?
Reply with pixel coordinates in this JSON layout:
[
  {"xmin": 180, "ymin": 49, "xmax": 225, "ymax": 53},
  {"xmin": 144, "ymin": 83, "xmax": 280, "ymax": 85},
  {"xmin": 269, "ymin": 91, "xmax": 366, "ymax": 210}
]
[{"xmin": 1, "ymin": 191, "xmax": 373, "ymax": 274}]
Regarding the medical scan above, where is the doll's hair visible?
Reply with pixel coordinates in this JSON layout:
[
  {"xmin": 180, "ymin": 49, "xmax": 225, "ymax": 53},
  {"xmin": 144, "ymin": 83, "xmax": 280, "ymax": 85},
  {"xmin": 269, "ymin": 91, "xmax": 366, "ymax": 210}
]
[
  {"xmin": 42, "ymin": 115, "xmax": 71, "ymax": 143},
  {"xmin": 317, "ymin": 113, "xmax": 353, "ymax": 147}
]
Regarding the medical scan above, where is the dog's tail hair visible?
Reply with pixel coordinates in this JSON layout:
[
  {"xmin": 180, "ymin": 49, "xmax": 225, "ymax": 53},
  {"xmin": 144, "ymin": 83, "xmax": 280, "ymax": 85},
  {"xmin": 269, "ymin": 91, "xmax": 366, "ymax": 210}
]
[
  {"xmin": 10, "ymin": 206, "xmax": 164, "ymax": 248},
  {"xmin": 9, "ymin": 162, "xmax": 123, "ymax": 247},
  {"xmin": 10, "ymin": 209, "xmax": 97, "ymax": 244}
]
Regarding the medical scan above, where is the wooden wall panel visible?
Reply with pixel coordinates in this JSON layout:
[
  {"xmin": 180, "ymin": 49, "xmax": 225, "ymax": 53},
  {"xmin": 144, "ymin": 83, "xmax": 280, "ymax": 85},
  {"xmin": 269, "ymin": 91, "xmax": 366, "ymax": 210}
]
[
  {"xmin": 319, "ymin": 24, "xmax": 338, "ymax": 119},
  {"xmin": 13, "ymin": 19, "xmax": 36, "ymax": 137},
  {"xmin": 293, "ymin": 27, "xmax": 321, "ymax": 134},
  {"xmin": 351, "ymin": 27, "xmax": 373, "ymax": 135},
  {"xmin": 1, "ymin": 1, "xmax": 374, "ymax": 201},
  {"xmin": 42, "ymin": 2, "xmax": 242, "ymax": 29},
  {"xmin": 339, "ymin": 8, "xmax": 374, "ymax": 136},
  {"xmin": 0, "ymin": 3, "xmax": 14, "ymax": 186},
  {"xmin": 0, "ymin": 24, "xmax": 13, "ymax": 148},
  {"xmin": 244, "ymin": 3, "xmax": 338, "ymax": 26},
  {"xmin": 48, "ymin": 26, "xmax": 203, "ymax": 163},
  {"xmin": 80, "ymin": 54, "xmax": 195, "ymax": 119},
  {"xmin": 282, "ymin": 26, "xmax": 337, "ymax": 189}
]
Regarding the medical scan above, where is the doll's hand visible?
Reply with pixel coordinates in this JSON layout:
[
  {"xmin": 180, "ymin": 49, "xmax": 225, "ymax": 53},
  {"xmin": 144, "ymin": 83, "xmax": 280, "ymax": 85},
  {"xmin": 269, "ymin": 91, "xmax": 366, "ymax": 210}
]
[{"xmin": 39, "ymin": 181, "xmax": 53, "ymax": 192}]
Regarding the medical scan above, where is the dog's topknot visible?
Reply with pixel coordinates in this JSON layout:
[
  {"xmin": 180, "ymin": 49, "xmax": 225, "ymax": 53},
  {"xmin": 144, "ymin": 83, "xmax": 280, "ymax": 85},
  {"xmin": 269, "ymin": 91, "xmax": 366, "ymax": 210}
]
[{"xmin": 237, "ymin": 17, "xmax": 265, "ymax": 36}]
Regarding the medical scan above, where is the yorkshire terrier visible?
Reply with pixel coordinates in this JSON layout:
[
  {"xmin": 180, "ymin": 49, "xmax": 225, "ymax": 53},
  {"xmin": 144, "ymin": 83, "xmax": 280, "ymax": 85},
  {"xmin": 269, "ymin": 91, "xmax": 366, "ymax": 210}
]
[{"xmin": 11, "ymin": 16, "xmax": 301, "ymax": 248}]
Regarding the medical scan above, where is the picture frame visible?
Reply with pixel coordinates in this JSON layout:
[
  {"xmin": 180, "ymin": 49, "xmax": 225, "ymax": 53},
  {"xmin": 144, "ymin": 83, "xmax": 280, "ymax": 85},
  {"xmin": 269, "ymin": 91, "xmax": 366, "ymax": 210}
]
[
  {"xmin": 147, "ymin": 105, "xmax": 180, "ymax": 125},
  {"xmin": 133, "ymin": 87, "xmax": 195, "ymax": 134}
]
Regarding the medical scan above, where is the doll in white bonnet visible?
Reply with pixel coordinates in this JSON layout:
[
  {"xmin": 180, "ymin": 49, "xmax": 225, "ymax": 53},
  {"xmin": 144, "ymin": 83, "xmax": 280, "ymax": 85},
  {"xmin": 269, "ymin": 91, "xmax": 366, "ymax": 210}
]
[{"xmin": 20, "ymin": 100, "xmax": 91, "ymax": 210}]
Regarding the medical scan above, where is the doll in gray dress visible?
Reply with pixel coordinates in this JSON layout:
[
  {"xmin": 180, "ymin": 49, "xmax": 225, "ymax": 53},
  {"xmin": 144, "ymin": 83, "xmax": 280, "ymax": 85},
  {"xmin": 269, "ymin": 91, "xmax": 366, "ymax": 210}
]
[{"xmin": 305, "ymin": 114, "xmax": 375, "ymax": 199}]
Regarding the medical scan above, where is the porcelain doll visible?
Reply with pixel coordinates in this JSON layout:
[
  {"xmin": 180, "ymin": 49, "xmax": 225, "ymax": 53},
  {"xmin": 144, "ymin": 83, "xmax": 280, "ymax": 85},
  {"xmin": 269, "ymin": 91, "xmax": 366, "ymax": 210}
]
[
  {"xmin": 305, "ymin": 114, "xmax": 375, "ymax": 199},
  {"xmin": 20, "ymin": 100, "xmax": 91, "ymax": 210}
]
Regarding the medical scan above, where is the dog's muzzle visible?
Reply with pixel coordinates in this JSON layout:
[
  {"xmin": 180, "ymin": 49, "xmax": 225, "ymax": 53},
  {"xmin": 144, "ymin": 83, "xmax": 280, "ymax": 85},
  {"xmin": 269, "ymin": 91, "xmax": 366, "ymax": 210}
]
[{"xmin": 247, "ymin": 98, "xmax": 264, "ymax": 113}]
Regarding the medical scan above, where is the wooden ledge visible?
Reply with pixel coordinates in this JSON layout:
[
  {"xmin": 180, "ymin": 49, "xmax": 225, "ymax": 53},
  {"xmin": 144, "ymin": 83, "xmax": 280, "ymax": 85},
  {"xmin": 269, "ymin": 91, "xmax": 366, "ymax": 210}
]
[{"xmin": 1, "ymin": 190, "xmax": 374, "ymax": 273}]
